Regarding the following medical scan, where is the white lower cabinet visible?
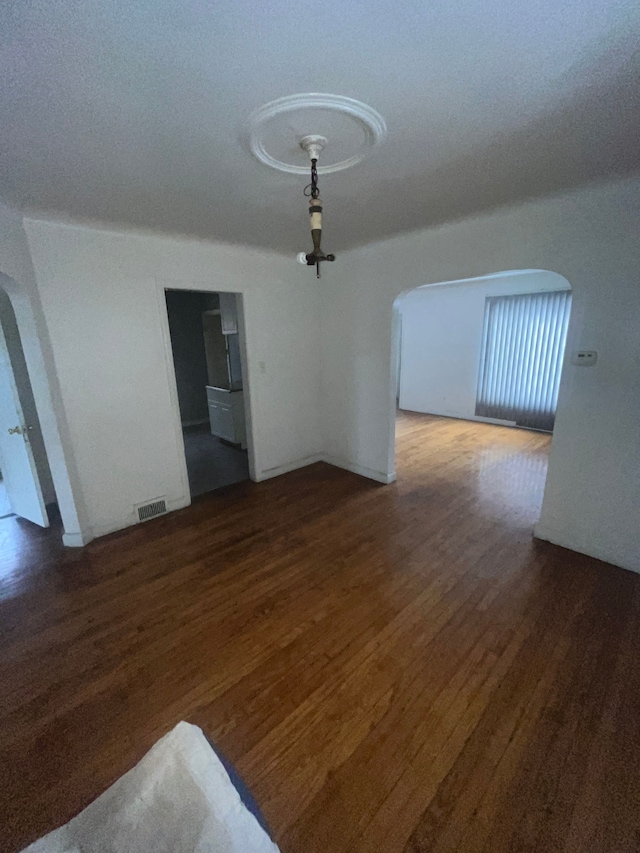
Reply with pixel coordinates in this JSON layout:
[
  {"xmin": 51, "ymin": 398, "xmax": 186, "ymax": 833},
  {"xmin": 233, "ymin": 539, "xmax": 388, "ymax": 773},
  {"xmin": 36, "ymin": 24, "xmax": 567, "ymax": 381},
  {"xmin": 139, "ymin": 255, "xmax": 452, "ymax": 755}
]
[{"xmin": 207, "ymin": 386, "xmax": 246, "ymax": 447}]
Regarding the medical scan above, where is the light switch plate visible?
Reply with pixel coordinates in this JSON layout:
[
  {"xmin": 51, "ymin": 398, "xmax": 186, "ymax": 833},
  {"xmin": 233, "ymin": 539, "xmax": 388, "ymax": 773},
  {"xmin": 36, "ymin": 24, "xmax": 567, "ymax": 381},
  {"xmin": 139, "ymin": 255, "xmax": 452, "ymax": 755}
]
[{"xmin": 571, "ymin": 350, "xmax": 597, "ymax": 366}]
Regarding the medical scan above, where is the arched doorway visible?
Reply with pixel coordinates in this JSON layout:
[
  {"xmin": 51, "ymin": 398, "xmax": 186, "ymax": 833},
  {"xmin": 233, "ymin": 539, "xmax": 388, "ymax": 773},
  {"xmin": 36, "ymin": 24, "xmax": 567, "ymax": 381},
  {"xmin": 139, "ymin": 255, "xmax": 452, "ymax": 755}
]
[
  {"xmin": 390, "ymin": 269, "xmax": 573, "ymax": 531},
  {"xmin": 0, "ymin": 286, "xmax": 55, "ymax": 526},
  {"xmin": 0, "ymin": 272, "xmax": 89, "ymax": 546}
]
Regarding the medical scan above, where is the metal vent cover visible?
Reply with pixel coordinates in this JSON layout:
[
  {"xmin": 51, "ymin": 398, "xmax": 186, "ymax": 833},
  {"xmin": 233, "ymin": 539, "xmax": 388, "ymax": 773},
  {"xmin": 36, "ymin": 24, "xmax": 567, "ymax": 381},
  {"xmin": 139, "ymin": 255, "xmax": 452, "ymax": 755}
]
[{"xmin": 136, "ymin": 499, "xmax": 167, "ymax": 522}]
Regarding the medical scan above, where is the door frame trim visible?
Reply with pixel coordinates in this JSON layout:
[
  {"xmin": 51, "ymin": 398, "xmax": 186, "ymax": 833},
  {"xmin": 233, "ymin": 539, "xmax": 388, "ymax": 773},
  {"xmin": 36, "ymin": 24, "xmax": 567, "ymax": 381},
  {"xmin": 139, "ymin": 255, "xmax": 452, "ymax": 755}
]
[{"xmin": 156, "ymin": 280, "xmax": 257, "ymax": 506}]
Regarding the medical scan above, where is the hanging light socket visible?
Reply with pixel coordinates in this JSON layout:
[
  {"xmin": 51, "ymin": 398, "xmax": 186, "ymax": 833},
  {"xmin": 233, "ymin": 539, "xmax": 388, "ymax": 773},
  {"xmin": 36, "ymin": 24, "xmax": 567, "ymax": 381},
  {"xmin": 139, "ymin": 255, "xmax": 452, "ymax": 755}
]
[
  {"xmin": 299, "ymin": 135, "xmax": 327, "ymax": 162},
  {"xmin": 298, "ymin": 136, "xmax": 335, "ymax": 279}
]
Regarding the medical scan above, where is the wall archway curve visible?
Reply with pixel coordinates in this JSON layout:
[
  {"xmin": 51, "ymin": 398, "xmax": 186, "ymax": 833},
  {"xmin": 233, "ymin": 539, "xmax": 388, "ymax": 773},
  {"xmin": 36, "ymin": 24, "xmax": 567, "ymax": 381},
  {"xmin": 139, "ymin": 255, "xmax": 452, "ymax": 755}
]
[{"xmin": 388, "ymin": 268, "xmax": 575, "ymax": 494}]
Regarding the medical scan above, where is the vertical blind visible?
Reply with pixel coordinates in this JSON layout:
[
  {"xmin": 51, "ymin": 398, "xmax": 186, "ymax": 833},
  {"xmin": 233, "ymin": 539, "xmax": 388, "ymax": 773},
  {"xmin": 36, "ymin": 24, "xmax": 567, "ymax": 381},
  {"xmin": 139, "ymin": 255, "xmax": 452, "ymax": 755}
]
[{"xmin": 475, "ymin": 290, "xmax": 572, "ymax": 432}]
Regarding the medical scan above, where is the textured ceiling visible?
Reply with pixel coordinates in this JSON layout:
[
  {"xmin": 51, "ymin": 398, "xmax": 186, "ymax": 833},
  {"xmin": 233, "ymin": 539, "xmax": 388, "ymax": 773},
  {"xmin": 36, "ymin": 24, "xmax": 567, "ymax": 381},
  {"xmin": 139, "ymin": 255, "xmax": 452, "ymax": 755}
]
[{"xmin": 0, "ymin": 0, "xmax": 638, "ymax": 255}]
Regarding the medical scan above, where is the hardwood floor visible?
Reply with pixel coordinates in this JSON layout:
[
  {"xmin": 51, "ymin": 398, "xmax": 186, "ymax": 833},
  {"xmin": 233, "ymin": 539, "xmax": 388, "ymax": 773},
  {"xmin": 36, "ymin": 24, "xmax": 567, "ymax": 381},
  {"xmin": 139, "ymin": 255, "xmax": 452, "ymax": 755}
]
[{"xmin": 1, "ymin": 413, "xmax": 639, "ymax": 852}]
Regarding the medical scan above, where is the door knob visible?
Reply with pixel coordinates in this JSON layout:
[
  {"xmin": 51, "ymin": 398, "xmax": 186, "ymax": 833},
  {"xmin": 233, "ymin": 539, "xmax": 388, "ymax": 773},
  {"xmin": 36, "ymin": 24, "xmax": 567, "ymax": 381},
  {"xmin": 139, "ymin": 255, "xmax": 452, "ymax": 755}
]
[{"xmin": 8, "ymin": 426, "xmax": 22, "ymax": 435}]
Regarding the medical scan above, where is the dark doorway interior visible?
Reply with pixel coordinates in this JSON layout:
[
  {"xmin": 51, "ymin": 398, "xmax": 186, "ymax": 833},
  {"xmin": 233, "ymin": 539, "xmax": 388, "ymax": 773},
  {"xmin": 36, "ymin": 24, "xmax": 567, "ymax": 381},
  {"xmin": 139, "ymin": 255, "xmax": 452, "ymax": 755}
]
[{"xmin": 165, "ymin": 290, "xmax": 249, "ymax": 497}]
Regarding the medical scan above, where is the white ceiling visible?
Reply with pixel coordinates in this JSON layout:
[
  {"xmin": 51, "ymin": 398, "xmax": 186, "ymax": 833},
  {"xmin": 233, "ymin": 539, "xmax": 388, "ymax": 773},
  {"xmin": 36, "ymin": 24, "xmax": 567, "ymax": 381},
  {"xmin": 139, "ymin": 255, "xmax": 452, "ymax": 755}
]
[{"xmin": 1, "ymin": 0, "xmax": 638, "ymax": 255}]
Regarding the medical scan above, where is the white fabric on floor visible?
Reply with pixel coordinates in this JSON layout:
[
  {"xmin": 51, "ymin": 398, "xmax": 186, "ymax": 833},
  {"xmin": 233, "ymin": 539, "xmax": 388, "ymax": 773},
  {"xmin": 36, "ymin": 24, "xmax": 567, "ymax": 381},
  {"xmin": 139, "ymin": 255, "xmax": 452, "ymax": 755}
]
[{"xmin": 22, "ymin": 721, "xmax": 280, "ymax": 853}]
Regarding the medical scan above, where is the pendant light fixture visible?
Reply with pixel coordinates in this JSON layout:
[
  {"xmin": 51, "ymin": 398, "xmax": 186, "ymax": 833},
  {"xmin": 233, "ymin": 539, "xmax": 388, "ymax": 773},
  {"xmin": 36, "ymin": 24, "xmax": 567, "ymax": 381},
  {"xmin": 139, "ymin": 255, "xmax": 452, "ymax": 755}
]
[
  {"xmin": 242, "ymin": 94, "xmax": 387, "ymax": 278},
  {"xmin": 296, "ymin": 136, "xmax": 335, "ymax": 279}
]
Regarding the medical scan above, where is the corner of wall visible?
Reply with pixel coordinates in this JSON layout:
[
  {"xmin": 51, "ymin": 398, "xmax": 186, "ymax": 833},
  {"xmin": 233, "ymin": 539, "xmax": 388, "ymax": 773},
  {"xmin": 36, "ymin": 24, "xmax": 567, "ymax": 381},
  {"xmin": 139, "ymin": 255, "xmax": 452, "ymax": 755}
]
[
  {"xmin": 534, "ymin": 522, "xmax": 639, "ymax": 575},
  {"xmin": 62, "ymin": 527, "xmax": 95, "ymax": 547}
]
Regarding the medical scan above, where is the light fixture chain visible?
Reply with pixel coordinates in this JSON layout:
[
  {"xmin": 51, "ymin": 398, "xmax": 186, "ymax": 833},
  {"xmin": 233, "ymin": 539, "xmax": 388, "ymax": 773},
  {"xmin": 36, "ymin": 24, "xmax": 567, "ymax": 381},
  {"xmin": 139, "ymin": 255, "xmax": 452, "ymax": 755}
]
[{"xmin": 310, "ymin": 158, "xmax": 319, "ymax": 198}]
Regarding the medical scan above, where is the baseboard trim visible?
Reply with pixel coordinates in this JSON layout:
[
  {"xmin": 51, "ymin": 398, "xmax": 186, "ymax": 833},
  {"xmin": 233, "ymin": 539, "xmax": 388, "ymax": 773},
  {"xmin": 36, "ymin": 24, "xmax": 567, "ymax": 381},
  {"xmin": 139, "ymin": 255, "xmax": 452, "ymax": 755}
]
[
  {"xmin": 256, "ymin": 454, "xmax": 324, "ymax": 482},
  {"xmin": 534, "ymin": 523, "xmax": 639, "ymax": 575},
  {"xmin": 64, "ymin": 454, "xmax": 397, "ymax": 546},
  {"xmin": 321, "ymin": 455, "xmax": 396, "ymax": 484},
  {"xmin": 86, "ymin": 496, "xmax": 192, "ymax": 542},
  {"xmin": 62, "ymin": 527, "xmax": 94, "ymax": 547},
  {"xmin": 399, "ymin": 407, "xmax": 517, "ymax": 428},
  {"xmin": 256, "ymin": 453, "xmax": 395, "ymax": 485}
]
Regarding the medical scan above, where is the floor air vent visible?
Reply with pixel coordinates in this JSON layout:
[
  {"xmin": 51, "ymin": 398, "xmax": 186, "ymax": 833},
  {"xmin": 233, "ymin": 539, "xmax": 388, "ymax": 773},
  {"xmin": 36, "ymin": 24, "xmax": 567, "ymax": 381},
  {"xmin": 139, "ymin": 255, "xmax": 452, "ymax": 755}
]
[{"xmin": 136, "ymin": 498, "xmax": 167, "ymax": 522}]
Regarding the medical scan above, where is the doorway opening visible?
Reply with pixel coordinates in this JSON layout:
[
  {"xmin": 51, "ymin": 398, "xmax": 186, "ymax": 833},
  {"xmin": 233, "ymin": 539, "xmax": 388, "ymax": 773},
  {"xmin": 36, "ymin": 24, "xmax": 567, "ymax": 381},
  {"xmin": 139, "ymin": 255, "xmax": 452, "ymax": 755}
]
[
  {"xmin": 391, "ymin": 270, "xmax": 573, "ymax": 526},
  {"xmin": 165, "ymin": 289, "xmax": 250, "ymax": 497},
  {"xmin": 0, "ymin": 287, "xmax": 57, "ymax": 528},
  {"xmin": 0, "ymin": 468, "xmax": 10, "ymax": 517}
]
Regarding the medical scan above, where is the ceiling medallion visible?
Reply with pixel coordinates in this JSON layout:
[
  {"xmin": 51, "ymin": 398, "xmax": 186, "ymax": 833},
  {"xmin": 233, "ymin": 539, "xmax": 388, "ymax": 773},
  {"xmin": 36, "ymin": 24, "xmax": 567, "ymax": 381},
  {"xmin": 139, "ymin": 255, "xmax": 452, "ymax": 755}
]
[
  {"xmin": 242, "ymin": 93, "xmax": 387, "ymax": 174},
  {"xmin": 242, "ymin": 94, "xmax": 386, "ymax": 278}
]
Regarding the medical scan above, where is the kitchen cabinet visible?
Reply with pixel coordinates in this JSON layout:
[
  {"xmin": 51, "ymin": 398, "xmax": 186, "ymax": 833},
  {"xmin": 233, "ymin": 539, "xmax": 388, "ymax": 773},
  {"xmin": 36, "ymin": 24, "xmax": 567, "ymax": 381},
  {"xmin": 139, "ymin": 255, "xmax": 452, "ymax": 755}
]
[
  {"xmin": 202, "ymin": 311, "xmax": 242, "ymax": 390},
  {"xmin": 207, "ymin": 386, "xmax": 246, "ymax": 448}
]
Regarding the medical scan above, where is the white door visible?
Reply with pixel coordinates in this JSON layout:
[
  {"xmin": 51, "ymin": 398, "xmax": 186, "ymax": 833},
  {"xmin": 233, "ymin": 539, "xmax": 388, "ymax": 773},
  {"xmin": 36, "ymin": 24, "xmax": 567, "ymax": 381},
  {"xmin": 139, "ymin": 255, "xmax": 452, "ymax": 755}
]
[{"xmin": 0, "ymin": 322, "xmax": 49, "ymax": 526}]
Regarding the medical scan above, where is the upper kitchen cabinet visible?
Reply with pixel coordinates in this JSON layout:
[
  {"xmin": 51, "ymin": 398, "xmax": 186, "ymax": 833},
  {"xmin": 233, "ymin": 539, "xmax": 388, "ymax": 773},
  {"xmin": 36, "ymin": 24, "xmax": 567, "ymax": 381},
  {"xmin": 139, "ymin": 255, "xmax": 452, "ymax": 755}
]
[{"xmin": 219, "ymin": 292, "xmax": 238, "ymax": 335}]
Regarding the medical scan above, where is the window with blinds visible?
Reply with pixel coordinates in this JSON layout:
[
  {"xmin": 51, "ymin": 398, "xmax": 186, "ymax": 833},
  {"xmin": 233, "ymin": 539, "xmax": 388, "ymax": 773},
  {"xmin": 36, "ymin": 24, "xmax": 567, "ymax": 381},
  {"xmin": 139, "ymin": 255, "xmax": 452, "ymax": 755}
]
[{"xmin": 475, "ymin": 290, "xmax": 572, "ymax": 432}]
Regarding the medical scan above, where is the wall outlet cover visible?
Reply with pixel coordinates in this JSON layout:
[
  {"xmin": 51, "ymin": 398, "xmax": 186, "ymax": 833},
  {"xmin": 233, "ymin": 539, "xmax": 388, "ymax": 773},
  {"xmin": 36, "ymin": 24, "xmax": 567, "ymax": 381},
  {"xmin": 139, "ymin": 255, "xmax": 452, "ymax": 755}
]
[{"xmin": 571, "ymin": 350, "xmax": 597, "ymax": 366}]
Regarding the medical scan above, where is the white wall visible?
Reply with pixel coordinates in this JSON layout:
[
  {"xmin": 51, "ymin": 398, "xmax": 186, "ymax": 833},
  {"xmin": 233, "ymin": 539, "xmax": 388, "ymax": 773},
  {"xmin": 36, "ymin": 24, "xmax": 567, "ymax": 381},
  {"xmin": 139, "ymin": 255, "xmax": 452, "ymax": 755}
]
[
  {"xmin": 23, "ymin": 219, "xmax": 322, "ymax": 541},
  {"xmin": 398, "ymin": 270, "xmax": 570, "ymax": 422},
  {"xmin": 320, "ymin": 176, "xmax": 640, "ymax": 573},
  {"xmin": 2, "ymin": 177, "xmax": 639, "ymax": 574},
  {"xmin": 0, "ymin": 204, "xmax": 89, "ymax": 544}
]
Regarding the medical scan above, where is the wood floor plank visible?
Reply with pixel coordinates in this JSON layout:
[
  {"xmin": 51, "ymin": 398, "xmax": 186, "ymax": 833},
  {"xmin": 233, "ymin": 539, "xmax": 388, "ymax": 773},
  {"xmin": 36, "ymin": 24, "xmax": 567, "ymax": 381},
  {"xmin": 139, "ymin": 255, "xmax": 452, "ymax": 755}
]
[{"xmin": 1, "ymin": 413, "xmax": 639, "ymax": 852}]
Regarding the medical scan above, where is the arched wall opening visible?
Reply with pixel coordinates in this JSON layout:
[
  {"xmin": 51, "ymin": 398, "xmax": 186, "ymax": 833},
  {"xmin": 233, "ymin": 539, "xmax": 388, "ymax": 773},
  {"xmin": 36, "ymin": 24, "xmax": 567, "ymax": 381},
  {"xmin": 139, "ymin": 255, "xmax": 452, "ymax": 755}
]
[
  {"xmin": 317, "ymin": 177, "xmax": 637, "ymax": 573},
  {"xmin": 0, "ymin": 271, "xmax": 89, "ymax": 545},
  {"xmin": 0, "ymin": 284, "xmax": 56, "ymax": 521},
  {"xmin": 389, "ymin": 269, "xmax": 574, "ymax": 528}
]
